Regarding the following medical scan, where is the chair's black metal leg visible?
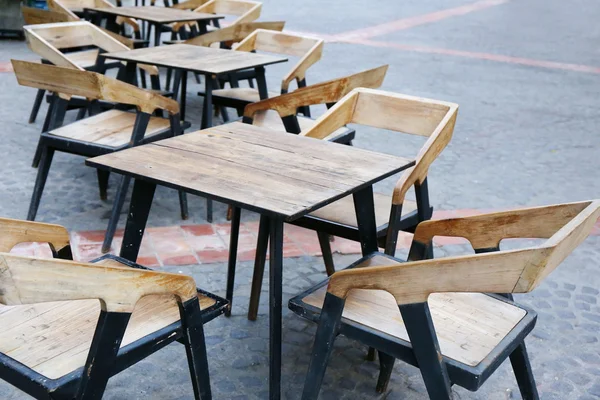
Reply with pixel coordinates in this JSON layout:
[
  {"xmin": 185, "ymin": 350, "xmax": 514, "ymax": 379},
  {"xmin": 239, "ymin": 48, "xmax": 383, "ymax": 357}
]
[
  {"xmin": 173, "ymin": 69, "xmax": 182, "ymax": 103},
  {"xmin": 384, "ymin": 204, "xmax": 403, "ymax": 256},
  {"xmin": 269, "ymin": 216, "xmax": 284, "ymax": 400},
  {"xmin": 248, "ymin": 214, "xmax": 269, "ymax": 321},
  {"xmin": 27, "ymin": 146, "xmax": 54, "ymax": 221},
  {"xmin": 119, "ymin": 179, "xmax": 156, "ymax": 262},
  {"xmin": 353, "ymin": 185, "xmax": 378, "ymax": 256},
  {"xmin": 180, "ymin": 298, "xmax": 213, "ymax": 400},
  {"xmin": 153, "ymin": 23, "xmax": 161, "ymax": 46},
  {"xmin": 400, "ymin": 302, "xmax": 453, "ymax": 399},
  {"xmin": 301, "ymin": 292, "xmax": 345, "ymax": 400},
  {"xmin": 41, "ymin": 94, "xmax": 55, "ymax": 133},
  {"xmin": 317, "ymin": 232, "xmax": 335, "ymax": 276},
  {"xmin": 76, "ymin": 311, "xmax": 131, "ymax": 400},
  {"xmin": 366, "ymin": 347, "xmax": 377, "ymax": 361},
  {"xmin": 76, "ymin": 107, "xmax": 87, "ymax": 121},
  {"xmin": 97, "ymin": 169, "xmax": 110, "ymax": 201},
  {"xmin": 206, "ymin": 199, "xmax": 213, "ymax": 223},
  {"xmin": 180, "ymin": 70, "xmax": 188, "ymax": 122},
  {"xmin": 255, "ymin": 66, "xmax": 268, "ymax": 100},
  {"xmin": 139, "ymin": 69, "xmax": 147, "ymax": 89},
  {"xmin": 220, "ymin": 106, "xmax": 230, "ymax": 122},
  {"xmin": 376, "ymin": 350, "xmax": 395, "ymax": 393},
  {"xmin": 31, "ymin": 138, "xmax": 44, "ymax": 168},
  {"xmin": 166, "ymin": 68, "xmax": 173, "ymax": 91},
  {"xmin": 224, "ymin": 206, "xmax": 241, "ymax": 317},
  {"xmin": 102, "ymin": 175, "xmax": 132, "ymax": 253},
  {"xmin": 179, "ymin": 190, "xmax": 189, "ymax": 220},
  {"xmin": 29, "ymin": 89, "xmax": 45, "ymax": 123},
  {"xmin": 201, "ymin": 73, "xmax": 213, "ymax": 129},
  {"xmin": 510, "ymin": 342, "xmax": 539, "ymax": 400}
]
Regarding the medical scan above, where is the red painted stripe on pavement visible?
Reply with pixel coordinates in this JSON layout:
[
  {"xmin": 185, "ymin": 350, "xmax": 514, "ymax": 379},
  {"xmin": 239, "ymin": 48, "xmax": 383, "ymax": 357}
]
[
  {"xmin": 345, "ymin": 38, "xmax": 600, "ymax": 74},
  {"xmin": 333, "ymin": 0, "xmax": 509, "ymax": 41},
  {"xmin": 0, "ymin": 62, "xmax": 13, "ymax": 73}
]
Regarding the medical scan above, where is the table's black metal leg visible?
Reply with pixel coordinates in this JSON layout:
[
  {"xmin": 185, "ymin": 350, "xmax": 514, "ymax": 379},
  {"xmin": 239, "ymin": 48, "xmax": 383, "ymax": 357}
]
[
  {"xmin": 268, "ymin": 215, "xmax": 284, "ymax": 400},
  {"xmin": 180, "ymin": 70, "xmax": 188, "ymax": 122},
  {"xmin": 225, "ymin": 206, "xmax": 241, "ymax": 317},
  {"xmin": 201, "ymin": 74, "xmax": 213, "ymax": 129},
  {"xmin": 119, "ymin": 179, "xmax": 156, "ymax": 262},
  {"xmin": 153, "ymin": 23, "xmax": 161, "ymax": 47},
  {"xmin": 255, "ymin": 66, "xmax": 268, "ymax": 99},
  {"xmin": 352, "ymin": 185, "xmax": 378, "ymax": 255},
  {"xmin": 105, "ymin": 15, "xmax": 120, "ymax": 33},
  {"xmin": 119, "ymin": 61, "xmax": 138, "ymax": 86}
]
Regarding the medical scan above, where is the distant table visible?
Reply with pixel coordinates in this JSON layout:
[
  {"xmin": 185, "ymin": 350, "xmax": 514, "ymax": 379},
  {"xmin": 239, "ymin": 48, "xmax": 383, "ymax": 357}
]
[
  {"xmin": 102, "ymin": 44, "xmax": 287, "ymax": 123},
  {"xmin": 86, "ymin": 122, "xmax": 415, "ymax": 400},
  {"xmin": 86, "ymin": 6, "xmax": 223, "ymax": 46}
]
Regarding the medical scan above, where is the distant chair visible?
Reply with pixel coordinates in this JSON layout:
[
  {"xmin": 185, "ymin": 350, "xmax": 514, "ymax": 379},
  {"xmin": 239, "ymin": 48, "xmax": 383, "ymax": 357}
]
[
  {"xmin": 294, "ymin": 200, "xmax": 600, "ymax": 399},
  {"xmin": 0, "ymin": 217, "xmax": 226, "ymax": 400},
  {"xmin": 12, "ymin": 60, "xmax": 189, "ymax": 253}
]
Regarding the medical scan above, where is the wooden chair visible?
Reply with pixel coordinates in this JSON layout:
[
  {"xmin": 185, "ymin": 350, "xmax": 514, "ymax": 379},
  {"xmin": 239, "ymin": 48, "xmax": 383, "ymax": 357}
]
[
  {"xmin": 12, "ymin": 60, "xmax": 189, "ymax": 254},
  {"xmin": 199, "ymin": 29, "xmax": 324, "ymax": 118},
  {"xmin": 22, "ymin": 8, "xmax": 150, "ymax": 125},
  {"xmin": 172, "ymin": 0, "xmax": 209, "ymax": 9},
  {"xmin": 24, "ymin": 21, "xmax": 164, "ymax": 165},
  {"xmin": 0, "ymin": 217, "xmax": 227, "ymax": 400},
  {"xmin": 291, "ymin": 200, "xmax": 600, "ymax": 399},
  {"xmin": 245, "ymin": 88, "xmax": 458, "ymax": 320},
  {"xmin": 50, "ymin": 0, "xmax": 143, "ymax": 39}
]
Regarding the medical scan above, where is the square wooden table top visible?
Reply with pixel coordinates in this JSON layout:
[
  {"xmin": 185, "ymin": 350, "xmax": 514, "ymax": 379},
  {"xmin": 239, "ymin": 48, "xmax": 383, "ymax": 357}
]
[
  {"xmin": 102, "ymin": 44, "xmax": 288, "ymax": 75},
  {"xmin": 86, "ymin": 123, "xmax": 415, "ymax": 220},
  {"xmin": 86, "ymin": 6, "xmax": 222, "ymax": 24}
]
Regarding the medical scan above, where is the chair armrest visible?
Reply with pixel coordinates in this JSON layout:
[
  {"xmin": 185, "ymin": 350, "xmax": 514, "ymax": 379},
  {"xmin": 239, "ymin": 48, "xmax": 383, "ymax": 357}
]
[
  {"xmin": 0, "ymin": 254, "xmax": 198, "ymax": 312},
  {"xmin": 281, "ymin": 40, "xmax": 324, "ymax": 92},
  {"xmin": 0, "ymin": 218, "xmax": 70, "ymax": 253}
]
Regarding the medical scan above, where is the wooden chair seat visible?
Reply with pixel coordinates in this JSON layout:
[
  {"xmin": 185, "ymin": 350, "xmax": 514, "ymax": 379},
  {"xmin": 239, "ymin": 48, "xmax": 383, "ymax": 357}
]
[
  {"xmin": 64, "ymin": 49, "xmax": 101, "ymax": 69},
  {"xmin": 211, "ymin": 87, "xmax": 279, "ymax": 104},
  {"xmin": 252, "ymin": 109, "xmax": 351, "ymax": 139},
  {"xmin": 0, "ymin": 293, "xmax": 215, "ymax": 380},
  {"xmin": 308, "ymin": 193, "xmax": 418, "ymax": 230},
  {"xmin": 292, "ymin": 254, "xmax": 529, "ymax": 368},
  {"xmin": 48, "ymin": 109, "xmax": 172, "ymax": 148}
]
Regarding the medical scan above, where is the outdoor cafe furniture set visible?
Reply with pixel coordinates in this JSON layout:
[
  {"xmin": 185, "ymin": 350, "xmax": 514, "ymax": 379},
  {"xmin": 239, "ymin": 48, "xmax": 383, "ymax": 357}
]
[{"xmin": 0, "ymin": 2, "xmax": 597, "ymax": 399}]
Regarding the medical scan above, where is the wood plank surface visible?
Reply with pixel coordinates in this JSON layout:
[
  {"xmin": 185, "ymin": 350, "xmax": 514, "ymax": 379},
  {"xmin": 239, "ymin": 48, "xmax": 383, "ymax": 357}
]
[
  {"xmin": 102, "ymin": 43, "xmax": 287, "ymax": 74},
  {"xmin": 87, "ymin": 6, "xmax": 222, "ymax": 23},
  {"xmin": 87, "ymin": 122, "xmax": 413, "ymax": 219}
]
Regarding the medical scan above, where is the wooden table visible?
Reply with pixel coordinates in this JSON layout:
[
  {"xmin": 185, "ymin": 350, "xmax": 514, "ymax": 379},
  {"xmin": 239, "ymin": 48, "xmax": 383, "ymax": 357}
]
[
  {"xmin": 102, "ymin": 44, "xmax": 287, "ymax": 123},
  {"xmin": 86, "ymin": 122, "xmax": 415, "ymax": 399},
  {"xmin": 86, "ymin": 6, "xmax": 223, "ymax": 46}
]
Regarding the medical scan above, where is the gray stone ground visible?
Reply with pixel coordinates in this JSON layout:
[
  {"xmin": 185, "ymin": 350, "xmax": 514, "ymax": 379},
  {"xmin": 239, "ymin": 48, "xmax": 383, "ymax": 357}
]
[{"xmin": 0, "ymin": 0, "xmax": 600, "ymax": 398}]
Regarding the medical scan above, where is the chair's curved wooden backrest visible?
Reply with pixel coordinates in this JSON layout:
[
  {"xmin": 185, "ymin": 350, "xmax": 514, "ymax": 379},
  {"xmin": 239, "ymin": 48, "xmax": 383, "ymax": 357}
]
[
  {"xmin": 185, "ymin": 21, "xmax": 285, "ymax": 47},
  {"xmin": 21, "ymin": 5, "xmax": 77, "ymax": 25},
  {"xmin": 12, "ymin": 60, "xmax": 179, "ymax": 115},
  {"xmin": 236, "ymin": 29, "xmax": 324, "ymax": 92},
  {"xmin": 328, "ymin": 200, "xmax": 600, "ymax": 304},
  {"xmin": 24, "ymin": 21, "xmax": 156, "ymax": 74},
  {"xmin": 49, "ymin": 0, "xmax": 141, "ymax": 33},
  {"xmin": 302, "ymin": 88, "xmax": 458, "ymax": 204},
  {"xmin": 194, "ymin": 0, "xmax": 261, "ymax": 24},
  {"xmin": 244, "ymin": 65, "xmax": 389, "ymax": 120},
  {"xmin": 0, "ymin": 217, "xmax": 71, "ymax": 254}
]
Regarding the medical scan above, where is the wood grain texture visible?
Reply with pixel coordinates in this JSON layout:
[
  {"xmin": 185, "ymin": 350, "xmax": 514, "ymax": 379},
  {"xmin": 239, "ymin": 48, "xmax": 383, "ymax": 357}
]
[
  {"xmin": 326, "ymin": 200, "xmax": 600, "ymax": 304},
  {"xmin": 309, "ymin": 194, "xmax": 417, "ymax": 228},
  {"xmin": 86, "ymin": 122, "xmax": 413, "ymax": 219},
  {"xmin": 251, "ymin": 110, "xmax": 350, "ymax": 137},
  {"xmin": 0, "ymin": 292, "xmax": 215, "ymax": 379},
  {"xmin": 182, "ymin": 21, "xmax": 284, "ymax": 47},
  {"xmin": 49, "ymin": 109, "xmax": 172, "ymax": 147},
  {"xmin": 194, "ymin": 0, "xmax": 261, "ymax": 24},
  {"xmin": 87, "ymin": 6, "xmax": 222, "ymax": 23},
  {"xmin": 21, "ymin": 5, "xmax": 77, "ymax": 25},
  {"xmin": 303, "ymin": 284, "xmax": 526, "ymax": 366},
  {"xmin": 212, "ymin": 87, "xmax": 278, "ymax": 102},
  {"xmin": 236, "ymin": 29, "xmax": 324, "ymax": 91},
  {"xmin": 302, "ymin": 88, "xmax": 459, "ymax": 206},
  {"xmin": 172, "ymin": 0, "xmax": 209, "ymax": 9},
  {"xmin": 0, "ymin": 254, "xmax": 198, "ymax": 312},
  {"xmin": 102, "ymin": 43, "xmax": 287, "ymax": 74},
  {"xmin": 244, "ymin": 65, "xmax": 389, "ymax": 119},
  {"xmin": 12, "ymin": 60, "xmax": 178, "ymax": 114},
  {"xmin": 48, "ymin": 0, "xmax": 141, "ymax": 32},
  {"xmin": 0, "ymin": 218, "xmax": 70, "ymax": 253}
]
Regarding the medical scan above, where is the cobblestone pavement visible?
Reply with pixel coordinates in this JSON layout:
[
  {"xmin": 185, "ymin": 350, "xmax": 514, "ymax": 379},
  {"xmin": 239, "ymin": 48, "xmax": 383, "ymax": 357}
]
[{"xmin": 1, "ymin": 0, "xmax": 600, "ymax": 398}]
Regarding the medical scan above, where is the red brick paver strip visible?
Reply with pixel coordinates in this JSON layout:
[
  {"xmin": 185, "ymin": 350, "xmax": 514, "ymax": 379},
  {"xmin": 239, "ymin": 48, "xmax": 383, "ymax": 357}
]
[{"xmin": 10, "ymin": 209, "xmax": 600, "ymax": 266}]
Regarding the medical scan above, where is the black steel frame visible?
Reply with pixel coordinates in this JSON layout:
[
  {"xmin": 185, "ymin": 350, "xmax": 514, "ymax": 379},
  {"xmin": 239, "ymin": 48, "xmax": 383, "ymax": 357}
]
[
  {"xmin": 290, "ymin": 251, "xmax": 540, "ymax": 399},
  {"xmin": 0, "ymin": 254, "xmax": 226, "ymax": 400}
]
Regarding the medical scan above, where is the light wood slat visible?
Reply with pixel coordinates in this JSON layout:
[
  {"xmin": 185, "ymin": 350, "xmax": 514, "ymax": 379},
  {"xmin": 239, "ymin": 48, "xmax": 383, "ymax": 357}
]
[
  {"xmin": 48, "ymin": 110, "xmax": 171, "ymax": 147},
  {"xmin": 102, "ymin": 43, "xmax": 287, "ymax": 75},
  {"xmin": 252, "ymin": 110, "xmax": 352, "ymax": 138},
  {"xmin": 302, "ymin": 256, "xmax": 527, "ymax": 367},
  {"xmin": 0, "ymin": 292, "xmax": 216, "ymax": 379},
  {"xmin": 87, "ymin": 6, "xmax": 221, "ymax": 23},
  {"xmin": 64, "ymin": 48, "xmax": 100, "ymax": 69},
  {"xmin": 87, "ymin": 123, "xmax": 413, "ymax": 219},
  {"xmin": 212, "ymin": 87, "xmax": 278, "ymax": 103},
  {"xmin": 309, "ymin": 194, "xmax": 418, "ymax": 228}
]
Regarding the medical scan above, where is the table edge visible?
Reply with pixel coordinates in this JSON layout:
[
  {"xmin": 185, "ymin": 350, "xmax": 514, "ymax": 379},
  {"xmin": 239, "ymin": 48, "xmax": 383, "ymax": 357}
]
[{"xmin": 85, "ymin": 7, "xmax": 225, "ymax": 23}]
